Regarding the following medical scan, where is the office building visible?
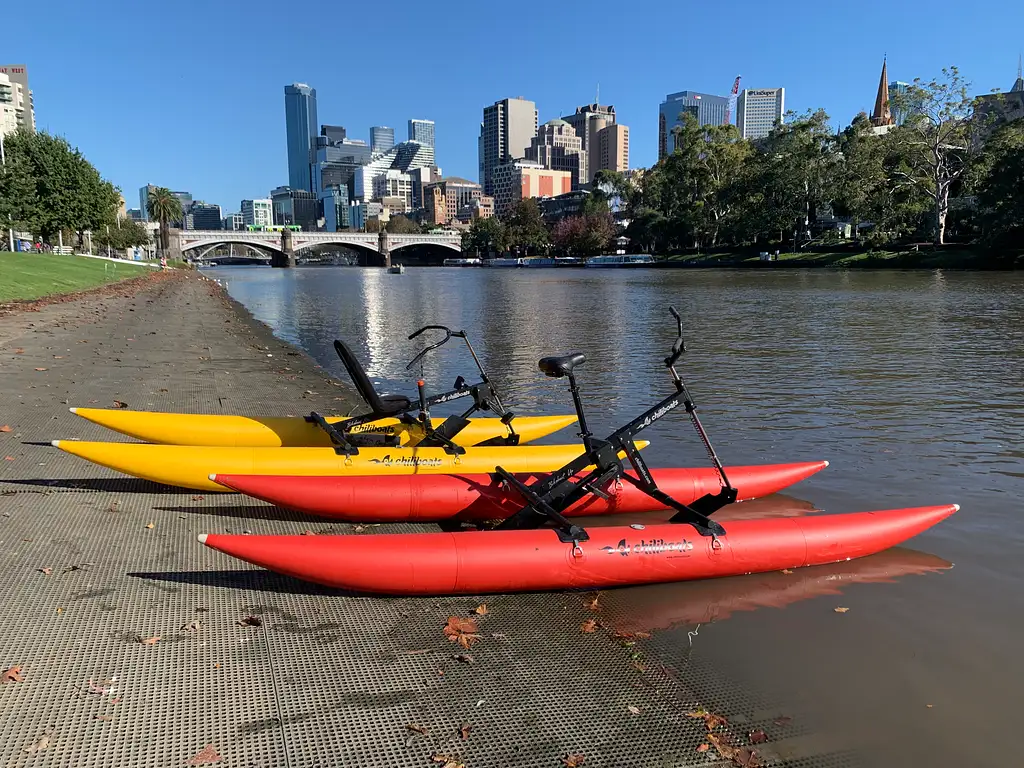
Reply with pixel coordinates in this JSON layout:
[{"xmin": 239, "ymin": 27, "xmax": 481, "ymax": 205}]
[
  {"xmin": 563, "ymin": 104, "xmax": 629, "ymax": 184},
  {"xmin": 424, "ymin": 177, "xmax": 482, "ymax": 225},
  {"xmin": 223, "ymin": 213, "xmax": 244, "ymax": 231},
  {"xmin": 736, "ymin": 88, "xmax": 785, "ymax": 139},
  {"xmin": 456, "ymin": 195, "xmax": 494, "ymax": 223},
  {"xmin": 190, "ymin": 202, "xmax": 223, "ymax": 230},
  {"xmin": 127, "ymin": 209, "xmax": 144, "ymax": 222},
  {"xmin": 491, "ymin": 159, "xmax": 572, "ymax": 217},
  {"xmin": 479, "ymin": 97, "xmax": 538, "ymax": 195},
  {"xmin": 408, "ymin": 119, "xmax": 435, "ymax": 147},
  {"xmin": 320, "ymin": 184, "xmax": 351, "ymax": 231},
  {"xmin": 270, "ymin": 186, "xmax": 319, "ymax": 230},
  {"xmin": 596, "ymin": 124, "xmax": 629, "ymax": 175},
  {"xmin": 0, "ymin": 65, "xmax": 34, "ymax": 133},
  {"xmin": 312, "ymin": 138, "xmax": 373, "ymax": 200},
  {"xmin": 976, "ymin": 58, "xmax": 1024, "ymax": 132},
  {"xmin": 349, "ymin": 201, "xmax": 384, "ymax": 231},
  {"xmin": 526, "ymin": 119, "xmax": 587, "ymax": 189},
  {"xmin": 351, "ymin": 140, "xmax": 435, "ymax": 202},
  {"xmin": 284, "ymin": 83, "xmax": 318, "ymax": 192},
  {"xmin": 371, "ymin": 126, "xmax": 395, "ymax": 153},
  {"xmin": 241, "ymin": 198, "xmax": 274, "ymax": 229},
  {"xmin": 372, "ymin": 170, "xmax": 414, "ymax": 213},
  {"xmin": 0, "ymin": 72, "xmax": 20, "ymax": 137},
  {"xmin": 408, "ymin": 165, "xmax": 441, "ymax": 210},
  {"xmin": 320, "ymin": 124, "xmax": 346, "ymax": 144},
  {"xmin": 658, "ymin": 91, "xmax": 729, "ymax": 157},
  {"xmin": 138, "ymin": 185, "xmax": 191, "ymax": 226}
]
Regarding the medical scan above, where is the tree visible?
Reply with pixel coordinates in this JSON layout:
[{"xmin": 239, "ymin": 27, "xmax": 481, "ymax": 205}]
[
  {"xmin": 553, "ymin": 212, "xmax": 615, "ymax": 257},
  {"xmin": 974, "ymin": 119, "xmax": 1024, "ymax": 246},
  {"xmin": 146, "ymin": 187, "xmax": 182, "ymax": 254},
  {"xmin": 502, "ymin": 198, "xmax": 549, "ymax": 254},
  {"xmin": 461, "ymin": 216, "xmax": 508, "ymax": 255},
  {"xmin": 0, "ymin": 132, "xmax": 40, "ymax": 235},
  {"xmin": 888, "ymin": 67, "xmax": 983, "ymax": 245},
  {"xmin": 385, "ymin": 215, "xmax": 420, "ymax": 234},
  {"xmin": 93, "ymin": 218, "xmax": 151, "ymax": 252}
]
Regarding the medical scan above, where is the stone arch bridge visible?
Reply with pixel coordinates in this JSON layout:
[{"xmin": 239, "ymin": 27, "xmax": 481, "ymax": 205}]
[{"xmin": 170, "ymin": 228, "xmax": 462, "ymax": 268}]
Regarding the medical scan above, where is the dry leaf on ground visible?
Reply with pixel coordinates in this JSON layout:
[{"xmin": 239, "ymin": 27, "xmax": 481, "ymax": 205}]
[
  {"xmin": 473, "ymin": 604, "xmax": 488, "ymax": 615},
  {"xmin": 34, "ymin": 367, "xmax": 47, "ymax": 371},
  {"xmin": 749, "ymin": 729, "xmax": 768, "ymax": 744},
  {"xmin": 707, "ymin": 733, "xmax": 761, "ymax": 768},
  {"xmin": 139, "ymin": 636, "xmax": 160, "ymax": 645},
  {"xmin": 181, "ymin": 620, "xmax": 203, "ymax": 633},
  {"xmin": 2, "ymin": 666, "xmax": 25, "ymax": 683},
  {"xmin": 38, "ymin": 567, "xmax": 53, "ymax": 576},
  {"xmin": 443, "ymin": 617, "xmax": 481, "ymax": 649},
  {"xmin": 22, "ymin": 732, "xmax": 51, "ymax": 754},
  {"xmin": 696, "ymin": 743, "xmax": 710, "ymax": 753},
  {"xmin": 431, "ymin": 754, "xmax": 465, "ymax": 768},
  {"xmin": 113, "ymin": 400, "xmax": 129, "ymax": 409},
  {"xmin": 613, "ymin": 630, "xmax": 651, "ymax": 641},
  {"xmin": 580, "ymin": 618, "xmax": 600, "ymax": 633},
  {"xmin": 237, "ymin": 616, "xmax": 262, "ymax": 627},
  {"xmin": 834, "ymin": 607, "xmax": 850, "ymax": 613},
  {"xmin": 628, "ymin": 705, "xmax": 641, "ymax": 715},
  {"xmin": 187, "ymin": 744, "xmax": 221, "ymax": 764},
  {"xmin": 452, "ymin": 653, "xmax": 475, "ymax": 665},
  {"xmin": 0, "ymin": 425, "xmax": 11, "ymax": 432},
  {"xmin": 781, "ymin": 569, "xmax": 794, "ymax": 575},
  {"xmin": 687, "ymin": 708, "xmax": 727, "ymax": 731},
  {"xmin": 4, "ymin": 456, "xmax": 14, "ymax": 461},
  {"xmin": 563, "ymin": 754, "xmax": 586, "ymax": 767},
  {"xmin": 773, "ymin": 715, "xmax": 793, "ymax": 726},
  {"xmin": 145, "ymin": 522, "xmax": 155, "ymax": 529},
  {"xmin": 406, "ymin": 723, "xmax": 428, "ymax": 735},
  {"xmin": 459, "ymin": 723, "xmax": 472, "ymax": 740},
  {"xmin": 14, "ymin": 348, "xmax": 24, "ymax": 354},
  {"xmin": 586, "ymin": 594, "xmax": 601, "ymax": 611},
  {"xmin": 191, "ymin": 495, "xmax": 205, "ymax": 502}
]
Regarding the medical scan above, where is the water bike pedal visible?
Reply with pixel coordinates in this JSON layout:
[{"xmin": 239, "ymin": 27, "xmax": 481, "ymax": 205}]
[{"xmin": 417, "ymin": 415, "xmax": 472, "ymax": 447}]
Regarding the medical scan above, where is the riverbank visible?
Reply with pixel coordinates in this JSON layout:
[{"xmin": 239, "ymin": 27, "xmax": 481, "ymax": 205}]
[
  {"xmin": 0, "ymin": 251, "xmax": 158, "ymax": 303},
  {"xmin": 0, "ymin": 273, "xmax": 849, "ymax": 767},
  {"xmin": 657, "ymin": 245, "xmax": 1023, "ymax": 269}
]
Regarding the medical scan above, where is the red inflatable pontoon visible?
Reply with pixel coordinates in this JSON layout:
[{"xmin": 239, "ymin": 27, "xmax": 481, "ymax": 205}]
[
  {"xmin": 199, "ymin": 504, "xmax": 958, "ymax": 595},
  {"xmin": 211, "ymin": 461, "xmax": 829, "ymax": 522}
]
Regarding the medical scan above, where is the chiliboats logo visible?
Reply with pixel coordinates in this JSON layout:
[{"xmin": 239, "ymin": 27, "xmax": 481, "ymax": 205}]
[
  {"xmin": 637, "ymin": 400, "xmax": 680, "ymax": 430},
  {"xmin": 367, "ymin": 454, "xmax": 444, "ymax": 468},
  {"xmin": 602, "ymin": 538, "xmax": 694, "ymax": 556}
]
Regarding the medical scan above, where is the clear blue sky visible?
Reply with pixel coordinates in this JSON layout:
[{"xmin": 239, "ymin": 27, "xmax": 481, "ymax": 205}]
[{"xmin": 5, "ymin": 0, "xmax": 1022, "ymax": 213}]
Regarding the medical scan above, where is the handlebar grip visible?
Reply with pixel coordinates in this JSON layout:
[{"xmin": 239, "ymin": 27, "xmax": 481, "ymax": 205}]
[{"xmin": 408, "ymin": 325, "xmax": 452, "ymax": 341}]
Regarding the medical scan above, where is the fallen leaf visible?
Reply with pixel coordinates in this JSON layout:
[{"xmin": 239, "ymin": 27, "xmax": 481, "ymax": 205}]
[
  {"xmin": 749, "ymin": 729, "xmax": 768, "ymax": 744},
  {"xmin": 145, "ymin": 522, "xmax": 155, "ymax": 529},
  {"xmin": 188, "ymin": 744, "xmax": 221, "ymax": 765},
  {"xmin": 38, "ymin": 567, "xmax": 53, "ymax": 575},
  {"xmin": 0, "ymin": 425, "xmax": 11, "ymax": 432},
  {"xmin": 2, "ymin": 666, "xmax": 25, "ymax": 683},
  {"xmin": 628, "ymin": 705, "xmax": 641, "ymax": 715},
  {"xmin": 34, "ymin": 367, "xmax": 47, "ymax": 371},
  {"xmin": 113, "ymin": 400, "xmax": 128, "ymax": 409},
  {"xmin": 459, "ymin": 723, "xmax": 472, "ymax": 740},
  {"xmin": 191, "ymin": 495, "xmax": 205, "ymax": 502},
  {"xmin": 431, "ymin": 755, "xmax": 464, "ymax": 768},
  {"xmin": 773, "ymin": 715, "xmax": 792, "ymax": 727},
  {"xmin": 4, "ymin": 456, "xmax": 14, "ymax": 461},
  {"xmin": 158, "ymin": 388, "xmax": 168, "ymax": 392},
  {"xmin": 473, "ymin": 604, "xmax": 488, "ymax": 615},
  {"xmin": 834, "ymin": 607, "xmax": 850, "ymax": 613},
  {"xmin": 688, "ymin": 708, "xmax": 728, "ymax": 731},
  {"xmin": 94, "ymin": 715, "xmax": 112, "ymax": 721},
  {"xmin": 23, "ymin": 732, "xmax": 51, "ymax": 753},
  {"xmin": 139, "ymin": 636, "xmax": 160, "ymax": 645},
  {"xmin": 405, "ymin": 723, "xmax": 429, "ymax": 735},
  {"xmin": 696, "ymin": 743, "xmax": 710, "ymax": 753},
  {"xmin": 926, "ymin": 704, "xmax": 934, "ymax": 708},
  {"xmin": 181, "ymin": 620, "xmax": 203, "ymax": 633},
  {"xmin": 781, "ymin": 569, "xmax": 794, "ymax": 575},
  {"xmin": 53, "ymin": 355, "xmax": 63, "ymax": 359},
  {"xmin": 237, "ymin": 616, "xmax": 262, "ymax": 627},
  {"xmin": 14, "ymin": 348, "xmax": 24, "ymax": 354},
  {"xmin": 56, "ymin": 607, "xmax": 63, "ymax": 614},
  {"xmin": 107, "ymin": 501, "xmax": 120, "ymax": 512},
  {"xmin": 580, "ymin": 618, "xmax": 600, "ymax": 633},
  {"xmin": 563, "ymin": 754, "xmax": 586, "ymax": 767},
  {"xmin": 452, "ymin": 653, "xmax": 475, "ymax": 664},
  {"xmin": 586, "ymin": 594, "xmax": 601, "ymax": 611},
  {"xmin": 302, "ymin": 530, "xmax": 316, "ymax": 536},
  {"xmin": 613, "ymin": 630, "xmax": 652, "ymax": 641},
  {"xmin": 443, "ymin": 616, "xmax": 481, "ymax": 649}
]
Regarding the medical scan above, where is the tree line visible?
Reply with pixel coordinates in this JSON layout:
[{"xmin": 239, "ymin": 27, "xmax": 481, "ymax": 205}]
[{"xmin": 0, "ymin": 129, "xmax": 150, "ymax": 252}]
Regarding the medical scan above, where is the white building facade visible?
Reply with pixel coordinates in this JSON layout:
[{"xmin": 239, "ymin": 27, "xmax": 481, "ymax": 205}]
[
  {"xmin": 736, "ymin": 88, "xmax": 785, "ymax": 140},
  {"xmin": 241, "ymin": 199, "xmax": 274, "ymax": 229}
]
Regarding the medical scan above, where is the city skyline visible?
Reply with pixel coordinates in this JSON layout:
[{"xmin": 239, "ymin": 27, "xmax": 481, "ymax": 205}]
[{"xmin": 4, "ymin": 0, "xmax": 1022, "ymax": 212}]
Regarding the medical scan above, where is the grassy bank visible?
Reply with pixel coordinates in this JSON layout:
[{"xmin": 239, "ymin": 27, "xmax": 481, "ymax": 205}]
[
  {"xmin": 0, "ymin": 251, "xmax": 153, "ymax": 302},
  {"xmin": 658, "ymin": 246, "xmax": 1022, "ymax": 269}
]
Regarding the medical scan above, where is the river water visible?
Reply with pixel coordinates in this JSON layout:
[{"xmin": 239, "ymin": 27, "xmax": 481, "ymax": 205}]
[{"xmin": 210, "ymin": 265, "xmax": 1024, "ymax": 766}]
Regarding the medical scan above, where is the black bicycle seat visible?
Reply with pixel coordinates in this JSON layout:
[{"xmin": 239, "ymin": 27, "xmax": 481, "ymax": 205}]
[{"xmin": 538, "ymin": 353, "xmax": 586, "ymax": 378}]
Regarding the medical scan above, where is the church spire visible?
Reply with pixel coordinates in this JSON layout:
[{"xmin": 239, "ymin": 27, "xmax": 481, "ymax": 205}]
[
  {"xmin": 1012, "ymin": 53, "xmax": 1024, "ymax": 93},
  {"xmin": 871, "ymin": 56, "xmax": 894, "ymax": 127}
]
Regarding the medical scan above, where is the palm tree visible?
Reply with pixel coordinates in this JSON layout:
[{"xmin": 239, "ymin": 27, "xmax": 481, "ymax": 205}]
[{"xmin": 146, "ymin": 187, "xmax": 182, "ymax": 255}]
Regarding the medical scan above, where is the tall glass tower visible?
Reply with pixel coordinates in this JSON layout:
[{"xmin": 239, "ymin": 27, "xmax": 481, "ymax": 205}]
[
  {"xmin": 284, "ymin": 83, "xmax": 318, "ymax": 192},
  {"xmin": 371, "ymin": 126, "xmax": 395, "ymax": 153},
  {"xmin": 408, "ymin": 119, "xmax": 435, "ymax": 147}
]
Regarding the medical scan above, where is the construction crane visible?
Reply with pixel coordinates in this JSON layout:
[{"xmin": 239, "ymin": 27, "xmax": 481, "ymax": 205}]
[{"xmin": 725, "ymin": 76, "xmax": 741, "ymax": 125}]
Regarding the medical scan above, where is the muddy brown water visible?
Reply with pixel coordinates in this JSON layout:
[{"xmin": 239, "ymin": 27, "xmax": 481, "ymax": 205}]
[{"xmin": 211, "ymin": 265, "xmax": 1024, "ymax": 766}]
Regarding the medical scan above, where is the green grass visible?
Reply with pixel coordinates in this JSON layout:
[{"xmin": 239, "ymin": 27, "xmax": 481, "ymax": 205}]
[{"xmin": 0, "ymin": 252, "xmax": 153, "ymax": 302}]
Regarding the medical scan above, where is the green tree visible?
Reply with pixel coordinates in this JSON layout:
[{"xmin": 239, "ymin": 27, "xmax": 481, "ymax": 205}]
[
  {"xmin": 502, "ymin": 198, "xmax": 549, "ymax": 254},
  {"xmin": 461, "ymin": 216, "xmax": 508, "ymax": 255},
  {"xmin": 552, "ymin": 212, "xmax": 615, "ymax": 257},
  {"xmin": 385, "ymin": 215, "xmax": 420, "ymax": 234},
  {"xmin": 888, "ymin": 67, "xmax": 982, "ymax": 245},
  {"xmin": 974, "ymin": 119, "xmax": 1024, "ymax": 246},
  {"xmin": 93, "ymin": 217, "xmax": 151, "ymax": 252},
  {"xmin": 146, "ymin": 187, "xmax": 183, "ymax": 254},
  {"xmin": 0, "ymin": 132, "xmax": 40, "ymax": 235}
]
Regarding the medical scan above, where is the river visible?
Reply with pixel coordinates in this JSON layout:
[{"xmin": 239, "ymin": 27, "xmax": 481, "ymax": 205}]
[{"xmin": 209, "ymin": 264, "xmax": 1024, "ymax": 767}]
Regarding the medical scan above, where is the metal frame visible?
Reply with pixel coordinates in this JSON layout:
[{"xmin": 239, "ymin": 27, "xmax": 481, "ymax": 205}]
[{"xmin": 495, "ymin": 307, "xmax": 738, "ymax": 542}]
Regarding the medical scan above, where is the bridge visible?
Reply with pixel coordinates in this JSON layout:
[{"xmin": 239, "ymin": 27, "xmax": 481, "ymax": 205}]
[{"xmin": 168, "ymin": 228, "xmax": 463, "ymax": 268}]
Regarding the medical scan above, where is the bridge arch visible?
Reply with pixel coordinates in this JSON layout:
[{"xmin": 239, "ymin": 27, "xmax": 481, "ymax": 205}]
[
  {"xmin": 181, "ymin": 237, "xmax": 284, "ymax": 256},
  {"xmin": 390, "ymin": 239, "xmax": 462, "ymax": 254},
  {"xmin": 292, "ymin": 239, "xmax": 379, "ymax": 255}
]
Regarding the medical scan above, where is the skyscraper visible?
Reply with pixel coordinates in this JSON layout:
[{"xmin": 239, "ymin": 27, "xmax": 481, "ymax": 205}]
[
  {"xmin": 0, "ymin": 65, "xmax": 34, "ymax": 134},
  {"xmin": 189, "ymin": 202, "xmax": 222, "ymax": 230},
  {"xmin": 408, "ymin": 119, "xmax": 435, "ymax": 147},
  {"xmin": 371, "ymin": 126, "xmax": 395, "ymax": 153},
  {"xmin": 526, "ymin": 119, "xmax": 587, "ymax": 189},
  {"xmin": 736, "ymin": 88, "xmax": 785, "ymax": 139},
  {"xmin": 320, "ymin": 125, "xmax": 346, "ymax": 144},
  {"xmin": 479, "ymin": 97, "xmax": 538, "ymax": 195},
  {"xmin": 562, "ymin": 103, "xmax": 630, "ymax": 184},
  {"xmin": 241, "ymin": 199, "xmax": 273, "ymax": 229},
  {"xmin": 284, "ymin": 83, "xmax": 318, "ymax": 192},
  {"xmin": 658, "ymin": 91, "xmax": 729, "ymax": 158}
]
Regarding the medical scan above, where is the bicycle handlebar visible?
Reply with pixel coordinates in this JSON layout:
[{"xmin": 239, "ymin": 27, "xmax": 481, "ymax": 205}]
[
  {"xmin": 664, "ymin": 306, "xmax": 686, "ymax": 368},
  {"xmin": 406, "ymin": 325, "xmax": 468, "ymax": 370}
]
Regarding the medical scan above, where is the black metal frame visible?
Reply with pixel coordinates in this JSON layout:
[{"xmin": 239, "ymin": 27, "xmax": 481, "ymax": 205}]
[
  {"xmin": 308, "ymin": 325, "xmax": 519, "ymax": 455},
  {"xmin": 494, "ymin": 307, "xmax": 738, "ymax": 541}
]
